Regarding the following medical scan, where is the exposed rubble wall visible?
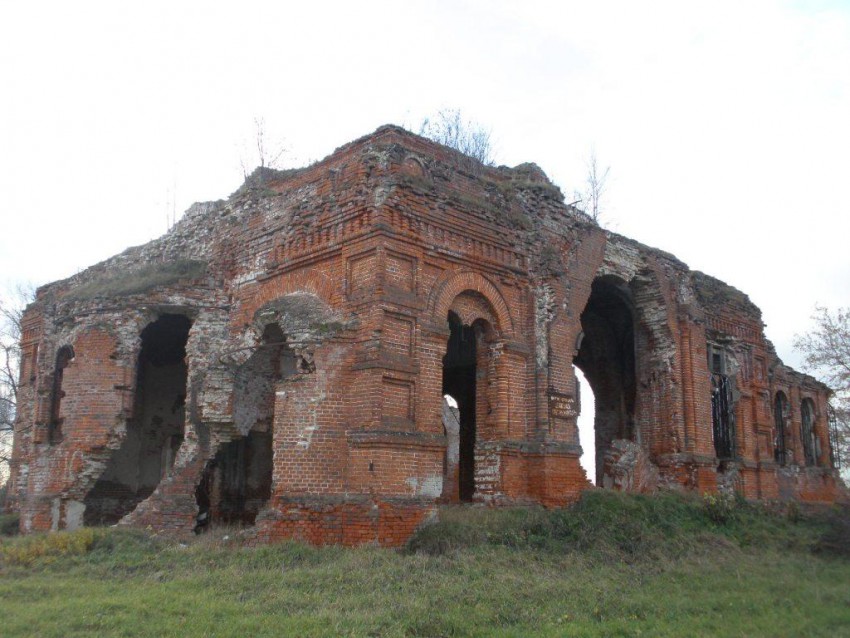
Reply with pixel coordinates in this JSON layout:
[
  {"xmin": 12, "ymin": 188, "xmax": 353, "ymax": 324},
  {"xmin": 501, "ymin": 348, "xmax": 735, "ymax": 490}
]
[{"xmin": 8, "ymin": 125, "xmax": 845, "ymax": 545}]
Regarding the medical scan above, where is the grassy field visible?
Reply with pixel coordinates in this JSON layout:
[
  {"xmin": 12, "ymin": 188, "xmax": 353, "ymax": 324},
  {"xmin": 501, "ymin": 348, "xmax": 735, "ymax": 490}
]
[{"xmin": 1, "ymin": 491, "xmax": 849, "ymax": 637}]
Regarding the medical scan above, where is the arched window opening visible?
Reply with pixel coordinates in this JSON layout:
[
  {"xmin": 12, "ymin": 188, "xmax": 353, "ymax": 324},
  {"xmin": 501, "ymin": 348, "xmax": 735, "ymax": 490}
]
[
  {"xmin": 441, "ymin": 311, "xmax": 479, "ymax": 502},
  {"xmin": 84, "ymin": 314, "xmax": 192, "ymax": 525},
  {"xmin": 48, "ymin": 345, "xmax": 74, "ymax": 444},
  {"xmin": 800, "ymin": 398, "xmax": 817, "ymax": 466},
  {"xmin": 573, "ymin": 276, "xmax": 636, "ymax": 486},
  {"xmin": 196, "ymin": 323, "xmax": 293, "ymax": 529},
  {"xmin": 774, "ymin": 392, "xmax": 789, "ymax": 466},
  {"xmin": 709, "ymin": 346, "xmax": 735, "ymax": 460}
]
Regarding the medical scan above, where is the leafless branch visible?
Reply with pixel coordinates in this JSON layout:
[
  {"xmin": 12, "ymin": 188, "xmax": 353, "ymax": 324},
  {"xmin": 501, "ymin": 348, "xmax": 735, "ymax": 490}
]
[
  {"xmin": 574, "ymin": 150, "xmax": 610, "ymax": 224},
  {"xmin": 794, "ymin": 305, "xmax": 850, "ymax": 469},
  {"xmin": 0, "ymin": 284, "xmax": 34, "ymax": 486},
  {"xmin": 418, "ymin": 109, "xmax": 495, "ymax": 166},
  {"xmin": 240, "ymin": 117, "xmax": 289, "ymax": 179}
]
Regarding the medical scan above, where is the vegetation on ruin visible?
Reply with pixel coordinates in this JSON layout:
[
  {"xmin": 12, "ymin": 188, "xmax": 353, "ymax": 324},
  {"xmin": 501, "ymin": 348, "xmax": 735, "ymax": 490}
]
[
  {"xmin": 1, "ymin": 491, "xmax": 848, "ymax": 637},
  {"xmin": 66, "ymin": 259, "xmax": 208, "ymax": 301},
  {"xmin": 795, "ymin": 305, "xmax": 850, "ymax": 472},
  {"xmin": 419, "ymin": 109, "xmax": 495, "ymax": 166}
]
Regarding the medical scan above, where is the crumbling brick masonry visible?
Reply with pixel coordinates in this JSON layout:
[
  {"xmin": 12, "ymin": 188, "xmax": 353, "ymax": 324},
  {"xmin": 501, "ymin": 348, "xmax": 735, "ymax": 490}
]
[{"xmin": 8, "ymin": 126, "xmax": 845, "ymax": 545}]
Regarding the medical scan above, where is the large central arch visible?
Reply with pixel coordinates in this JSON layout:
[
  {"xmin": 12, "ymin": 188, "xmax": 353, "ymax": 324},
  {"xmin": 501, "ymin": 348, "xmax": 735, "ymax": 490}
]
[{"xmin": 573, "ymin": 276, "xmax": 637, "ymax": 485}]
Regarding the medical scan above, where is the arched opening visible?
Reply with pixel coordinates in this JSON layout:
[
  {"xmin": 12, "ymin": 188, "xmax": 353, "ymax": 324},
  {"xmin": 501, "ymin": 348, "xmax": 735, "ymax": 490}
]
[
  {"xmin": 800, "ymin": 398, "xmax": 817, "ymax": 466},
  {"xmin": 48, "ymin": 345, "xmax": 74, "ymax": 444},
  {"xmin": 84, "ymin": 314, "xmax": 191, "ymax": 525},
  {"xmin": 196, "ymin": 323, "xmax": 294, "ymax": 529},
  {"xmin": 574, "ymin": 366, "xmax": 597, "ymax": 484},
  {"xmin": 441, "ymin": 311, "xmax": 481, "ymax": 502},
  {"xmin": 573, "ymin": 276, "xmax": 636, "ymax": 486},
  {"xmin": 774, "ymin": 391, "xmax": 789, "ymax": 466}
]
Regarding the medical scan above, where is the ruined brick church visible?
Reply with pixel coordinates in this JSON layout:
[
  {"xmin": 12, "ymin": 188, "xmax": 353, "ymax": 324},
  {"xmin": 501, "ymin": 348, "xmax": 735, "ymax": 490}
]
[{"xmin": 8, "ymin": 126, "xmax": 844, "ymax": 545}]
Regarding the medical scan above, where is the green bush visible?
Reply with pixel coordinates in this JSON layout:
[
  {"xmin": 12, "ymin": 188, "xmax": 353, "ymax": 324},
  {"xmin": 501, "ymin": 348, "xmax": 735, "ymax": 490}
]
[
  {"xmin": 0, "ymin": 513, "xmax": 19, "ymax": 537},
  {"xmin": 702, "ymin": 491, "xmax": 738, "ymax": 524},
  {"xmin": 814, "ymin": 505, "xmax": 850, "ymax": 557}
]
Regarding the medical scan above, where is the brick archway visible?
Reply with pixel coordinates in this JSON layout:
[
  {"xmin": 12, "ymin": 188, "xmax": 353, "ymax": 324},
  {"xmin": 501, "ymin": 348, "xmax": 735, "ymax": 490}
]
[
  {"xmin": 429, "ymin": 270, "xmax": 514, "ymax": 338},
  {"xmin": 254, "ymin": 270, "xmax": 337, "ymax": 309}
]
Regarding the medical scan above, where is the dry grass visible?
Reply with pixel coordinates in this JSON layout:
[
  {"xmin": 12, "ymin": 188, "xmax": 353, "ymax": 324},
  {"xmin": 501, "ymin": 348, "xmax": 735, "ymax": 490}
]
[{"xmin": 66, "ymin": 259, "xmax": 207, "ymax": 300}]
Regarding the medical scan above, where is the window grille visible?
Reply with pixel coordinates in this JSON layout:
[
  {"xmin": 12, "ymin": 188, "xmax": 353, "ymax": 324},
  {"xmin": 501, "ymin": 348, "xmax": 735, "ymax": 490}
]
[
  {"xmin": 827, "ymin": 403, "xmax": 842, "ymax": 470},
  {"xmin": 711, "ymin": 372, "xmax": 734, "ymax": 459}
]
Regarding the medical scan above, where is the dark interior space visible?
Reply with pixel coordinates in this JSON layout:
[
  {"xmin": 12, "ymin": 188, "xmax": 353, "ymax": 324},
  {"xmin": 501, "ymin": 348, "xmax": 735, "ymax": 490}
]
[
  {"xmin": 48, "ymin": 345, "xmax": 74, "ymax": 444},
  {"xmin": 709, "ymin": 349, "xmax": 735, "ymax": 460},
  {"xmin": 84, "ymin": 314, "xmax": 191, "ymax": 525},
  {"xmin": 801, "ymin": 398, "xmax": 816, "ymax": 466},
  {"xmin": 195, "ymin": 324, "xmax": 291, "ymax": 529},
  {"xmin": 573, "ymin": 276, "xmax": 636, "ymax": 485},
  {"xmin": 442, "ymin": 311, "xmax": 477, "ymax": 502},
  {"xmin": 195, "ymin": 430, "xmax": 274, "ymax": 526}
]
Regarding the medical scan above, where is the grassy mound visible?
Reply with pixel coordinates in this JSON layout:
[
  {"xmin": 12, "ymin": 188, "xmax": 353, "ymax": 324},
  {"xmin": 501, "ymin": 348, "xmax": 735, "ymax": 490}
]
[
  {"xmin": 1, "ymin": 492, "xmax": 848, "ymax": 637},
  {"xmin": 407, "ymin": 490, "xmax": 847, "ymax": 559}
]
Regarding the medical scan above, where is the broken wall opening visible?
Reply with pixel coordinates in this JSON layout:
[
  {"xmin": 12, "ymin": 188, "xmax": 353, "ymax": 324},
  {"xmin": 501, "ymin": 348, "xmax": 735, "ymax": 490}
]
[
  {"xmin": 442, "ymin": 311, "xmax": 478, "ymax": 502},
  {"xmin": 574, "ymin": 366, "xmax": 597, "ymax": 484},
  {"xmin": 84, "ymin": 313, "xmax": 191, "ymax": 525},
  {"xmin": 574, "ymin": 276, "xmax": 636, "ymax": 486},
  {"xmin": 196, "ymin": 323, "xmax": 293, "ymax": 527}
]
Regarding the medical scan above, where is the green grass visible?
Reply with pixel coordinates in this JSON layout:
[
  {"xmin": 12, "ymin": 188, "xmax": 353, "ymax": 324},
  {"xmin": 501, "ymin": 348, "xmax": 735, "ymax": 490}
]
[{"xmin": 1, "ymin": 492, "xmax": 849, "ymax": 637}]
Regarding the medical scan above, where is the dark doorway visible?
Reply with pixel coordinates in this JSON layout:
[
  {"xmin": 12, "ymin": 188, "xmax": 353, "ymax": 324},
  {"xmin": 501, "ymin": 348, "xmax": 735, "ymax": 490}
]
[
  {"xmin": 442, "ymin": 311, "xmax": 477, "ymax": 502},
  {"xmin": 573, "ymin": 277, "xmax": 636, "ymax": 486},
  {"xmin": 196, "ymin": 431, "xmax": 274, "ymax": 526},
  {"xmin": 84, "ymin": 314, "xmax": 191, "ymax": 525},
  {"xmin": 196, "ymin": 323, "xmax": 292, "ymax": 528}
]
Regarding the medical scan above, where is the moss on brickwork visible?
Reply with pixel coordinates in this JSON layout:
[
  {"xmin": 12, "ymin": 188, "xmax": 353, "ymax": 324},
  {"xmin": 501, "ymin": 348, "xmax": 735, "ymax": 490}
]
[
  {"xmin": 692, "ymin": 270, "xmax": 761, "ymax": 319},
  {"xmin": 66, "ymin": 259, "xmax": 207, "ymax": 300}
]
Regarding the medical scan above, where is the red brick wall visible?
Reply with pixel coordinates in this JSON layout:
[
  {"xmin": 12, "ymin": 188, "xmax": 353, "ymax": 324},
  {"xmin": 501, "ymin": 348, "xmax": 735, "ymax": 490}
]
[{"xmin": 9, "ymin": 125, "xmax": 844, "ymax": 543}]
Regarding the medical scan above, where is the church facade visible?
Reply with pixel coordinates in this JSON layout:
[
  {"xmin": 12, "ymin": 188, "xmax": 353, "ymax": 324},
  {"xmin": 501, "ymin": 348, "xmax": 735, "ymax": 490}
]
[{"xmin": 8, "ymin": 126, "xmax": 844, "ymax": 544}]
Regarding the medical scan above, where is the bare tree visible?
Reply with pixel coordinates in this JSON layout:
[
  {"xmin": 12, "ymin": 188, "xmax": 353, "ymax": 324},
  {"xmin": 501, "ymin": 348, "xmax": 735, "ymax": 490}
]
[
  {"xmin": 794, "ymin": 306, "xmax": 850, "ymax": 471},
  {"xmin": 239, "ymin": 116, "xmax": 289, "ymax": 180},
  {"xmin": 418, "ymin": 109, "xmax": 495, "ymax": 166},
  {"xmin": 573, "ymin": 150, "xmax": 610, "ymax": 223},
  {"xmin": 0, "ymin": 285, "xmax": 33, "ymax": 489}
]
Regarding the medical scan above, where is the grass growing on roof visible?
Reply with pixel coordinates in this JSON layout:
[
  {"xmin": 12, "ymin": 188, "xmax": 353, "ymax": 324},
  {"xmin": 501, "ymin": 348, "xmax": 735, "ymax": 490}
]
[{"xmin": 66, "ymin": 259, "xmax": 207, "ymax": 300}]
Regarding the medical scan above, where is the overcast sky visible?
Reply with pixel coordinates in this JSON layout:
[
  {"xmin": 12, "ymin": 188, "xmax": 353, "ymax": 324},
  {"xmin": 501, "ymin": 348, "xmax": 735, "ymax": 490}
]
[{"xmin": 2, "ymin": 1, "xmax": 848, "ymax": 480}]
